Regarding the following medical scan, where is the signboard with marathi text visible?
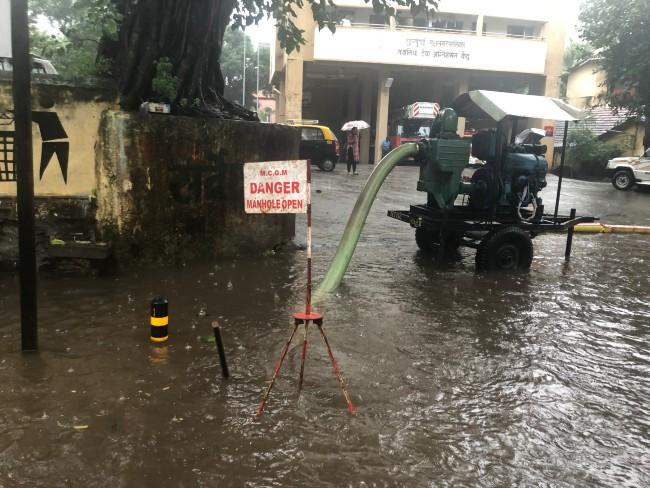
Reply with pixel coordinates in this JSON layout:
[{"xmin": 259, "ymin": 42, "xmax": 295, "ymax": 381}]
[
  {"xmin": 244, "ymin": 160, "xmax": 308, "ymax": 214},
  {"xmin": 314, "ymin": 27, "xmax": 547, "ymax": 75}
]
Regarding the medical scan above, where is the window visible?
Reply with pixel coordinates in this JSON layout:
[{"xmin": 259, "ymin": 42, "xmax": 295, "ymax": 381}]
[
  {"xmin": 507, "ymin": 25, "xmax": 535, "ymax": 39},
  {"xmin": 32, "ymin": 62, "xmax": 47, "ymax": 74},
  {"xmin": 413, "ymin": 17, "xmax": 428, "ymax": 28},
  {"xmin": 337, "ymin": 10, "xmax": 354, "ymax": 25},
  {"xmin": 369, "ymin": 14, "xmax": 388, "ymax": 25},
  {"xmin": 471, "ymin": 22, "xmax": 488, "ymax": 34},
  {"xmin": 301, "ymin": 128, "xmax": 324, "ymax": 141},
  {"xmin": 0, "ymin": 59, "xmax": 12, "ymax": 72},
  {"xmin": 396, "ymin": 14, "xmax": 413, "ymax": 26},
  {"xmin": 431, "ymin": 18, "xmax": 464, "ymax": 31}
]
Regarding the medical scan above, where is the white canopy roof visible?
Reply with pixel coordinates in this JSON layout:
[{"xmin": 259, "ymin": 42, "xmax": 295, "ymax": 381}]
[{"xmin": 451, "ymin": 90, "xmax": 584, "ymax": 122}]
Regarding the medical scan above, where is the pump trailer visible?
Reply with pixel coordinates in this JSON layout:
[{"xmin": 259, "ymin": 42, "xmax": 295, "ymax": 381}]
[{"xmin": 387, "ymin": 90, "xmax": 597, "ymax": 271}]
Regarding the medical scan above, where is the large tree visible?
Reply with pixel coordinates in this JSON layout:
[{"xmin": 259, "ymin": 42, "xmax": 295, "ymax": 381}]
[
  {"xmin": 31, "ymin": 0, "xmax": 437, "ymax": 117},
  {"xmin": 560, "ymin": 40, "xmax": 593, "ymax": 97},
  {"xmin": 108, "ymin": 0, "xmax": 437, "ymax": 116},
  {"xmin": 580, "ymin": 0, "xmax": 649, "ymax": 119}
]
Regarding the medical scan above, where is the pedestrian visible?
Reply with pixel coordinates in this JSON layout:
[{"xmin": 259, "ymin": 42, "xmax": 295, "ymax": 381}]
[
  {"xmin": 381, "ymin": 137, "xmax": 391, "ymax": 158},
  {"xmin": 346, "ymin": 127, "xmax": 360, "ymax": 175}
]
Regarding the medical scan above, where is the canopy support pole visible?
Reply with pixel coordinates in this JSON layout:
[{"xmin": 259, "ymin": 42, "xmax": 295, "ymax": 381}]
[{"xmin": 553, "ymin": 121, "xmax": 569, "ymax": 223}]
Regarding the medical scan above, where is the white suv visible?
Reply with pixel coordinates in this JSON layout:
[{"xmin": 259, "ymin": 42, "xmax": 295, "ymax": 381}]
[{"xmin": 606, "ymin": 148, "xmax": 650, "ymax": 190}]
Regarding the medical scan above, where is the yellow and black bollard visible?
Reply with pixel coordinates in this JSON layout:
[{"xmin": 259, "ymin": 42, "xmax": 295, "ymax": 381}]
[{"xmin": 150, "ymin": 296, "xmax": 169, "ymax": 343}]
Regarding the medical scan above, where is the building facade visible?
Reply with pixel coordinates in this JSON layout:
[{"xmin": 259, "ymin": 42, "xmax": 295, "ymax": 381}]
[
  {"xmin": 556, "ymin": 58, "xmax": 646, "ymax": 159},
  {"xmin": 272, "ymin": 0, "xmax": 567, "ymax": 163},
  {"xmin": 566, "ymin": 59, "xmax": 607, "ymax": 109}
]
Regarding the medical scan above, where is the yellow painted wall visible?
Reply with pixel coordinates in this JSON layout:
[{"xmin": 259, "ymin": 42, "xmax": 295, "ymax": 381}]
[
  {"xmin": 565, "ymin": 60, "xmax": 646, "ymax": 157},
  {"xmin": 566, "ymin": 60, "xmax": 607, "ymax": 108},
  {"xmin": 606, "ymin": 124, "xmax": 646, "ymax": 157},
  {"xmin": 0, "ymin": 77, "xmax": 117, "ymax": 197}
]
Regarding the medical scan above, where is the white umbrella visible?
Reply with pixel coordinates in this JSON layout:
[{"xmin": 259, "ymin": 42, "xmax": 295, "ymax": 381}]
[{"xmin": 341, "ymin": 120, "xmax": 370, "ymax": 131}]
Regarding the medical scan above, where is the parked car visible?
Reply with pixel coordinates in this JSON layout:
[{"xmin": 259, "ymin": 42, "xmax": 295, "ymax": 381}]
[
  {"xmin": 290, "ymin": 123, "xmax": 339, "ymax": 172},
  {"xmin": 606, "ymin": 148, "xmax": 650, "ymax": 190},
  {"xmin": 0, "ymin": 56, "xmax": 58, "ymax": 75}
]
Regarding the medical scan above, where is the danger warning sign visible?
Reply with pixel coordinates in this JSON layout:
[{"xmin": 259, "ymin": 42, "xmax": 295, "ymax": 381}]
[{"xmin": 244, "ymin": 161, "xmax": 308, "ymax": 214}]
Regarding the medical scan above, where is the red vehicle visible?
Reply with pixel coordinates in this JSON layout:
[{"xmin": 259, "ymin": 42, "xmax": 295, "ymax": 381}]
[{"xmin": 388, "ymin": 102, "xmax": 441, "ymax": 148}]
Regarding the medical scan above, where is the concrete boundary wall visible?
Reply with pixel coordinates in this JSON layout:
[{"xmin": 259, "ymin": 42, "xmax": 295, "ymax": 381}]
[
  {"xmin": 0, "ymin": 76, "xmax": 300, "ymax": 265},
  {"xmin": 96, "ymin": 111, "xmax": 300, "ymax": 263}
]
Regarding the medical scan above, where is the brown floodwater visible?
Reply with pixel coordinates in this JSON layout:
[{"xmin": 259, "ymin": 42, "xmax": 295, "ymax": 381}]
[{"xmin": 1, "ymin": 167, "xmax": 649, "ymax": 487}]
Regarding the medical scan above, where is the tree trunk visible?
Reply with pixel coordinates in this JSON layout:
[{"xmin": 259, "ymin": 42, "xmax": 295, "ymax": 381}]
[{"xmin": 108, "ymin": 0, "xmax": 255, "ymax": 119}]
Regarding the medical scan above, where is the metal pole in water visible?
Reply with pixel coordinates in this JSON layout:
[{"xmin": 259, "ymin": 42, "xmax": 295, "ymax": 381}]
[
  {"xmin": 565, "ymin": 208, "xmax": 576, "ymax": 261},
  {"xmin": 211, "ymin": 321, "xmax": 230, "ymax": 379},
  {"xmin": 11, "ymin": 0, "xmax": 38, "ymax": 351},
  {"xmin": 298, "ymin": 159, "xmax": 313, "ymax": 391},
  {"xmin": 305, "ymin": 160, "xmax": 312, "ymax": 316},
  {"xmin": 317, "ymin": 323, "xmax": 356, "ymax": 414},
  {"xmin": 150, "ymin": 296, "xmax": 169, "ymax": 343},
  {"xmin": 554, "ymin": 121, "xmax": 569, "ymax": 222},
  {"xmin": 256, "ymin": 323, "xmax": 300, "ymax": 417}
]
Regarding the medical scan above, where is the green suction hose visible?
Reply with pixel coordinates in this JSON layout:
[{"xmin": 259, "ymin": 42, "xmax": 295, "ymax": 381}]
[{"xmin": 316, "ymin": 143, "xmax": 420, "ymax": 295}]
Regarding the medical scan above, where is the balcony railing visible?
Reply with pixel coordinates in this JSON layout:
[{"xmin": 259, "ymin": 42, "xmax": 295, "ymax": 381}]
[{"xmin": 339, "ymin": 21, "xmax": 544, "ymax": 41}]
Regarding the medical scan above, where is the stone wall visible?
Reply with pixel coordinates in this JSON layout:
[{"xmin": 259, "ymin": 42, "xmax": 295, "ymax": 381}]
[
  {"xmin": 1, "ymin": 76, "xmax": 301, "ymax": 267},
  {"xmin": 96, "ymin": 111, "xmax": 300, "ymax": 264}
]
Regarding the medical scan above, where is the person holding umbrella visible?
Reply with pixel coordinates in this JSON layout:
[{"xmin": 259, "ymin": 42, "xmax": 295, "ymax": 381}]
[
  {"xmin": 346, "ymin": 127, "xmax": 360, "ymax": 175},
  {"xmin": 341, "ymin": 120, "xmax": 370, "ymax": 175}
]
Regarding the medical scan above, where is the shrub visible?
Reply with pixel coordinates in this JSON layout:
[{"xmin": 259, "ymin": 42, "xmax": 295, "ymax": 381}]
[
  {"xmin": 151, "ymin": 57, "xmax": 178, "ymax": 103},
  {"xmin": 566, "ymin": 128, "xmax": 626, "ymax": 178}
]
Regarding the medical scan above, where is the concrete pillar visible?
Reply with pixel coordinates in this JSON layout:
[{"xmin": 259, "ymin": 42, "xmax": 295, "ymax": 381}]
[
  {"xmin": 276, "ymin": 76, "xmax": 286, "ymax": 122},
  {"xmin": 455, "ymin": 76, "xmax": 469, "ymax": 136},
  {"xmin": 374, "ymin": 71, "xmax": 391, "ymax": 163},
  {"xmin": 279, "ymin": 58, "xmax": 303, "ymax": 122},
  {"xmin": 475, "ymin": 15, "xmax": 484, "ymax": 35},
  {"xmin": 360, "ymin": 76, "xmax": 373, "ymax": 164},
  {"xmin": 346, "ymin": 81, "xmax": 359, "ymax": 121},
  {"xmin": 540, "ymin": 16, "xmax": 566, "ymax": 166}
]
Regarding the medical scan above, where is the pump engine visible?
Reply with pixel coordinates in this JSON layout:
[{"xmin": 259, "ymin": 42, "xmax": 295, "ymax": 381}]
[
  {"xmin": 466, "ymin": 128, "xmax": 548, "ymax": 218},
  {"xmin": 417, "ymin": 108, "xmax": 549, "ymax": 220}
]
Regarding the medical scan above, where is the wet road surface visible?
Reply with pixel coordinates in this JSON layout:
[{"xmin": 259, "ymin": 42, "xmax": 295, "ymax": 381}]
[{"xmin": 1, "ymin": 166, "xmax": 649, "ymax": 487}]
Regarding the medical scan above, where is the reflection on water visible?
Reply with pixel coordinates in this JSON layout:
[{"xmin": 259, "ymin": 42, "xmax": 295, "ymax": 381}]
[{"xmin": 1, "ymin": 170, "xmax": 649, "ymax": 486}]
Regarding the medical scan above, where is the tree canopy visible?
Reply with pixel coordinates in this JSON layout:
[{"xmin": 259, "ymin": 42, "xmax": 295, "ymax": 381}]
[
  {"xmin": 29, "ymin": 0, "xmax": 119, "ymax": 78},
  {"xmin": 580, "ymin": 0, "xmax": 650, "ymax": 118},
  {"xmin": 560, "ymin": 40, "xmax": 593, "ymax": 97},
  {"xmin": 220, "ymin": 30, "xmax": 271, "ymax": 110},
  {"xmin": 29, "ymin": 0, "xmax": 438, "ymax": 116}
]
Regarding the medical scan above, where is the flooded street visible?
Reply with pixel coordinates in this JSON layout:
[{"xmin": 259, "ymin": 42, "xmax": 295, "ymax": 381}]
[{"xmin": 1, "ymin": 166, "xmax": 649, "ymax": 487}]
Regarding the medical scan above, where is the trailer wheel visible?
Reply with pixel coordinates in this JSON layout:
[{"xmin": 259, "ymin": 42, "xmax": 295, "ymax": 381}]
[
  {"xmin": 476, "ymin": 227, "xmax": 533, "ymax": 272},
  {"xmin": 415, "ymin": 228, "xmax": 462, "ymax": 256}
]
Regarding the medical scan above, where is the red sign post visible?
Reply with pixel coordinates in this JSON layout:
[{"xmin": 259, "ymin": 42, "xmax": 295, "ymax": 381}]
[{"xmin": 248, "ymin": 160, "xmax": 355, "ymax": 416}]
